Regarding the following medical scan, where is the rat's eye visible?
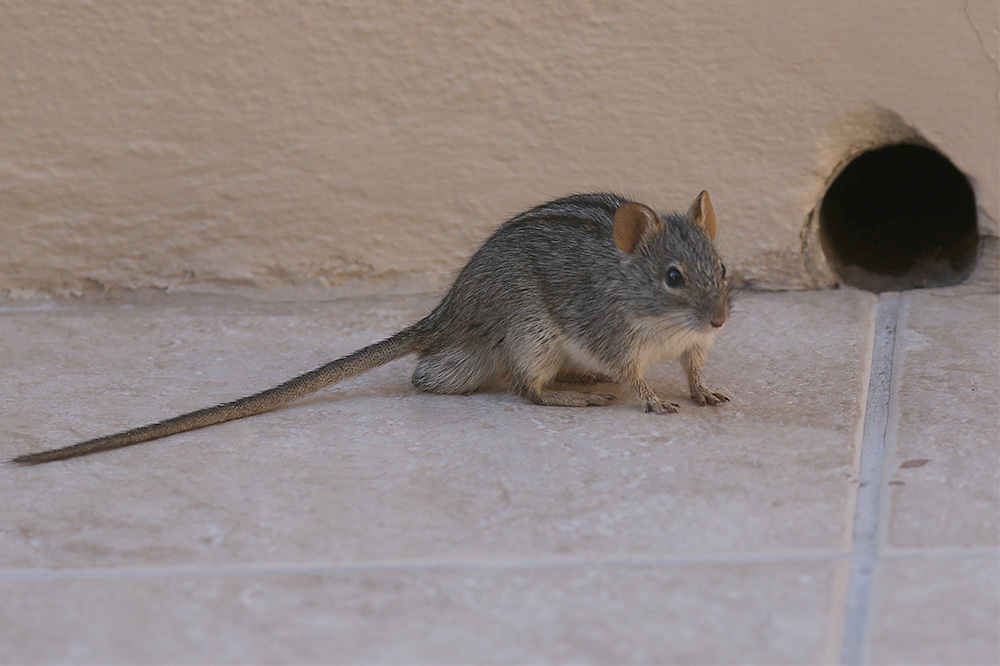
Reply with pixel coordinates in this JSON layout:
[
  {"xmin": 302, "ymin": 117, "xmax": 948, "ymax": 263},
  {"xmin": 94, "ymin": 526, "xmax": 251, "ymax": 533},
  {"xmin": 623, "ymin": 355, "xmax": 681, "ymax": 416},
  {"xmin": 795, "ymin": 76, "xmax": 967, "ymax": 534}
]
[
  {"xmin": 720, "ymin": 263, "xmax": 727, "ymax": 279},
  {"xmin": 665, "ymin": 267, "xmax": 685, "ymax": 288}
]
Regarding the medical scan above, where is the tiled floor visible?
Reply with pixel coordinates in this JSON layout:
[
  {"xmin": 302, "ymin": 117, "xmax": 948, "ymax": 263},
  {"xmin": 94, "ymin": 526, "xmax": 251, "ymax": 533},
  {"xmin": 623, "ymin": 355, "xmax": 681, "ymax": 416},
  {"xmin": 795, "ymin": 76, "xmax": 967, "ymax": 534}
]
[{"xmin": 0, "ymin": 280, "xmax": 997, "ymax": 664}]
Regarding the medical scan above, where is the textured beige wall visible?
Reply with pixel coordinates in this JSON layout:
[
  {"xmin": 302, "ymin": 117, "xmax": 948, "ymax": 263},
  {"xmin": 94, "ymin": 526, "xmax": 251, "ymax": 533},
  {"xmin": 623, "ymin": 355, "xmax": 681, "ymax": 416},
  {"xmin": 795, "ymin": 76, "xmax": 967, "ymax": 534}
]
[{"xmin": 1, "ymin": 1, "xmax": 997, "ymax": 299}]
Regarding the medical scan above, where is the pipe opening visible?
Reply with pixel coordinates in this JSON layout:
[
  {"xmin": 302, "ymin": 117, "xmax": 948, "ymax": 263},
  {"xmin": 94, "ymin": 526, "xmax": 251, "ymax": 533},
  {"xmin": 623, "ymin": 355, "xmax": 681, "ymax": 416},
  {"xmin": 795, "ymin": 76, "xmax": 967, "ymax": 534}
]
[{"xmin": 819, "ymin": 143, "xmax": 979, "ymax": 292}]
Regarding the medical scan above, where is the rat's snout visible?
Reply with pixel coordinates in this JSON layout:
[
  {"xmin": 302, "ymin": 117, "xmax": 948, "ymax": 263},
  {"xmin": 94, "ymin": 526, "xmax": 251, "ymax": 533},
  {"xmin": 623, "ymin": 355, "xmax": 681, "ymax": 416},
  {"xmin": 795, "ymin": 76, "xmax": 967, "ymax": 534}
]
[
  {"xmin": 693, "ymin": 301, "xmax": 728, "ymax": 332},
  {"xmin": 709, "ymin": 303, "xmax": 729, "ymax": 329}
]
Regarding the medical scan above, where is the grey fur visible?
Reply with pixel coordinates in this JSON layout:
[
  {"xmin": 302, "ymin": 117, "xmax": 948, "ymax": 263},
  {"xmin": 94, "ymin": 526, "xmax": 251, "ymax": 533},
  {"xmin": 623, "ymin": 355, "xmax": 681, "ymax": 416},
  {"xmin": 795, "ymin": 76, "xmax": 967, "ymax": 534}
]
[{"xmin": 9, "ymin": 192, "xmax": 731, "ymax": 465}]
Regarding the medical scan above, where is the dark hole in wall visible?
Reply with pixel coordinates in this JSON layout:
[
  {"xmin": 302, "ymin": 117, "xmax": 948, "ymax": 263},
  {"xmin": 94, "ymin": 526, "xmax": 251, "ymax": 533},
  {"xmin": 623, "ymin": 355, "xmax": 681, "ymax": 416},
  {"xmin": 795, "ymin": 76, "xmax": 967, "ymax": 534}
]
[{"xmin": 819, "ymin": 143, "xmax": 979, "ymax": 292}]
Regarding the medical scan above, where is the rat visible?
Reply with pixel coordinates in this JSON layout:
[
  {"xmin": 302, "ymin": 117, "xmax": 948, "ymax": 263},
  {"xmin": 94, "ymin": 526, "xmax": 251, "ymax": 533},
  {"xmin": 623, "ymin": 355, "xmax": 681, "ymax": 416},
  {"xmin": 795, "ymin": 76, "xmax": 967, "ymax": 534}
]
[{"xmin": 8, "ymin": 190, "xmax": 732, "ymax": 465}]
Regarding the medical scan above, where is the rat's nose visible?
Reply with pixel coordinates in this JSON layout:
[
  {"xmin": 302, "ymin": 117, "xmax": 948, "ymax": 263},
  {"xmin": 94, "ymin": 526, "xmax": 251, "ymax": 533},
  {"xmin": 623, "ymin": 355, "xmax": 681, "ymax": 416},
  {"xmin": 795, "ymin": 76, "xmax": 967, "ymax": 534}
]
[{"xmin": 710, "ymin": 307, "xmax": 728, "ymax": 329}]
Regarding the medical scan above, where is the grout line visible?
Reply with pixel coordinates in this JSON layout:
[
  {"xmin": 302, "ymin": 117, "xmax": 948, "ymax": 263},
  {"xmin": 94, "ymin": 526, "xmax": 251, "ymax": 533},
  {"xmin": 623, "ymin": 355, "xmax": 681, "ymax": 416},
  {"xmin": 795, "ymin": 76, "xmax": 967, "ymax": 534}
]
[
  {"xmin": 839, "ymin": 293, "xmax": 901, "ymax": 666},
  {"xmin": 0, "ymin": 550, "xmax": 851, "ymax": 583},
  {"xmin": 879, "ymin": 546, "xmax": 1000, "ymax": 560},
  {"xmin": 3, "ymin": 546, "xmax": 990, "ymax": 585}
]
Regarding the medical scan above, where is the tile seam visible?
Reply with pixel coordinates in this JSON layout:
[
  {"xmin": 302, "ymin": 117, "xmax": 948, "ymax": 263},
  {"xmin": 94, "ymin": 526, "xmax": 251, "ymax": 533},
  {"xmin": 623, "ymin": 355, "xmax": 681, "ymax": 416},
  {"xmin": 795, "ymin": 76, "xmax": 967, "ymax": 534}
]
[
  {"xmin": 0, "ymin": 550, "xmax": 851, "ymax": 582},
  {"xmin": 879, "ymin": 546, "xmax": 1000, "ymax": 559},
  {"xmin": 839, "ymin": 292, "xmax": 901, "ymax": 666}
]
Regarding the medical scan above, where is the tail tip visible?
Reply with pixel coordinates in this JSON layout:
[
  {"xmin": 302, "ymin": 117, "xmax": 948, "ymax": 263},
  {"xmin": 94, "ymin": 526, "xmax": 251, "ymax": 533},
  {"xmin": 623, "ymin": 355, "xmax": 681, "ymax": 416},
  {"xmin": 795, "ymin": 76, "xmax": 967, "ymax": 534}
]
[{"xmin": 5, "ymin": 452, "xmax": 53, "ymax": 466}]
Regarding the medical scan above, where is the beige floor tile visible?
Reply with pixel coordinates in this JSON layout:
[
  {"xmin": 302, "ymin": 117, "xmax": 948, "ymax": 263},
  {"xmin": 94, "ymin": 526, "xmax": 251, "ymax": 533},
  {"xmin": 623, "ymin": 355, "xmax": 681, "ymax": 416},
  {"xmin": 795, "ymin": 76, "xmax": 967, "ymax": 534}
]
[
  {"xmin": 883, "ymin": 292, "xmax": 1000, "ymax": 550},
  {"xmin": 868, "ymin": 556, "xmax": 1000, "ymax": 665},
  {"xmin": 0, "ymin": 560, "xmax": 843, "ymax": 665},
  {"xmin": 0, "ymin": 291, "xmax": 873, "ymax": 569}
]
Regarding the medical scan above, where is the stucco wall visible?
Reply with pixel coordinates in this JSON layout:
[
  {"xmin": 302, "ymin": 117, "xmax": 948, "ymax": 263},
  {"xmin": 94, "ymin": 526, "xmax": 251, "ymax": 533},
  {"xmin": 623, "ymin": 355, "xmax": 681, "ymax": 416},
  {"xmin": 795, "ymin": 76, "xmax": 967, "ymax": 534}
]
[{"xmin": 1, "ymin": 1, "xmax": 997, "ymax": 299}]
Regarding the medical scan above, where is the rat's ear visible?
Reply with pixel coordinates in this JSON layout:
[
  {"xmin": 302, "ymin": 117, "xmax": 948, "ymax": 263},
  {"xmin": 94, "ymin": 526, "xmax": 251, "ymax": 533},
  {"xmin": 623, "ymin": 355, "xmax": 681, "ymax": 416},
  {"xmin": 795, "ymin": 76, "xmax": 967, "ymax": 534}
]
[
  {"xmin": 613, "ymin": 202, "xmax": 661, "ymax": 254},
  {"xmin": 689, "ymin": 190, "xmax": 718, "ymax": 240}
]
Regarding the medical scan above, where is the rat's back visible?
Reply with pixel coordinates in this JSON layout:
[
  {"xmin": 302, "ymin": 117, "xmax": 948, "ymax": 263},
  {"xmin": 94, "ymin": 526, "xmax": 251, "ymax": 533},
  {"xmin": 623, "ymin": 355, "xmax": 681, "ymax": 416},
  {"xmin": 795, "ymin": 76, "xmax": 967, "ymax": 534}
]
[{"xmin": 425, "ymin": 193, "xmax": 631, "ymax": 341}]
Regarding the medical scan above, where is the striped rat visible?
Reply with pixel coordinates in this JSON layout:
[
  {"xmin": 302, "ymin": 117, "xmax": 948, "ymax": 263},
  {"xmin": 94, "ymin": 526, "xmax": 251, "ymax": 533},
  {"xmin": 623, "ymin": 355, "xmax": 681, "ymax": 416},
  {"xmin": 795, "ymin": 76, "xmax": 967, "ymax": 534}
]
[{"xmin": 9, "ymin": 190, "xmax": 731, "ymax": 464}]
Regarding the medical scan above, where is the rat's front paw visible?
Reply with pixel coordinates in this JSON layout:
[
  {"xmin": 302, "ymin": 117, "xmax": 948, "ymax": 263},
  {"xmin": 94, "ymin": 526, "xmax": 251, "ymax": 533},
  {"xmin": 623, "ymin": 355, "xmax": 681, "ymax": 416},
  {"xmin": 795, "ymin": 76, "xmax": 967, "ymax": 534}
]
[
  {"xmin": 644, "ymin": 398, "xmax": 679, "ymax": 414},
  {"xmin": 691, "ymin": 389, "xmax": 730, "ymax": 406}
]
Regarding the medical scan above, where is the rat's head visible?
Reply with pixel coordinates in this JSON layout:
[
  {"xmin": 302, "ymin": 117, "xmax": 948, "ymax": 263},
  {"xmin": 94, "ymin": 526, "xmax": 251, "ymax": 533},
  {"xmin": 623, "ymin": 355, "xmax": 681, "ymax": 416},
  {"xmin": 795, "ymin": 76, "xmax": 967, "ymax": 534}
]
[{"xmin": 613, "ymin": 191, "xmax": 731, "ymax": 334}]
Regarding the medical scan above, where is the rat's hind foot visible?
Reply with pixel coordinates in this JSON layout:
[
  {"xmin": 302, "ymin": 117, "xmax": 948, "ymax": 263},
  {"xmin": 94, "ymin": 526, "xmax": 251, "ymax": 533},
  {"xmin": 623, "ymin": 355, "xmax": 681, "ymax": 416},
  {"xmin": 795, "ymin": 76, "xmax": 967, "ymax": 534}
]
[
  {"xmin": 518, "ymin": 385, "xmax": 617, "ymax": 408},
  {"xmin": 553, "ymin": 368, "xmax": 615, "ymax": 385}
]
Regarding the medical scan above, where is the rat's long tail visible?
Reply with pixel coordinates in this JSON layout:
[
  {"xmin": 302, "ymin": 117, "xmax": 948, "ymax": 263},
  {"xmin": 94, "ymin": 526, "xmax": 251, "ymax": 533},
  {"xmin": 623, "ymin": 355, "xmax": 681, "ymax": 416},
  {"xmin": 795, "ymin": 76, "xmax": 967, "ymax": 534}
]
[{"xmin": 8, "ymin": 324, "xmax": 427, "ymax": 465}]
